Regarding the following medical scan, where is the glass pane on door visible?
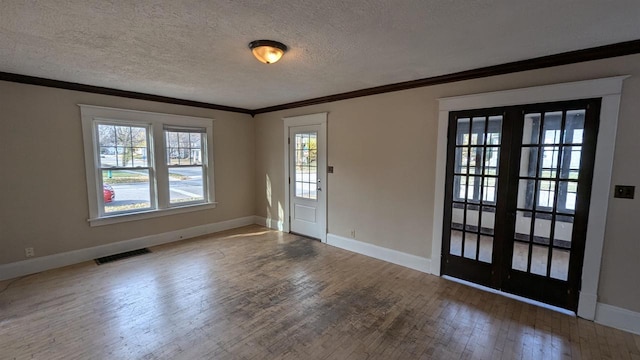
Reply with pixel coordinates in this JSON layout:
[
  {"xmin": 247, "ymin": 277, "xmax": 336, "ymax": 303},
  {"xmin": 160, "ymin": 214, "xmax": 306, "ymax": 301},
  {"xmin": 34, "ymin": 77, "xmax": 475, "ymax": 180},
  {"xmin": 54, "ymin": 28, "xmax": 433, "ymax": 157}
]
[
  {"xmin": 449, "ymin": 115, "xmax": 502, "ymax": 263},
  {"xmin": 294, "ymin": 132, "xmax": 318, "ymax": 200},
  {"xmin": 512, "ymin": 109, "xmax": 585, "ymax": 280}
]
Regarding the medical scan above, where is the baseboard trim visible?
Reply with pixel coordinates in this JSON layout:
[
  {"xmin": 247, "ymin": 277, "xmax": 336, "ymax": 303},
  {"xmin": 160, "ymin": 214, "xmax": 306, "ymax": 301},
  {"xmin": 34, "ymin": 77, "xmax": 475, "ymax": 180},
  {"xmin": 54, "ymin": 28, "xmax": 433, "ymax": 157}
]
[
  {"xmin": 253, "ymin": 216, "xmax": 284, "ymax": 231},
  {"xmin": 326, "ymin": 233, "xmax": 431, "ymax": 273},
  {"xmin": 595, "ymin": 303, "xmax": 640, "ymax": 335},
  {"xmin": 0, "ymin": 216, "xmax": 255, "ymax": 281}
]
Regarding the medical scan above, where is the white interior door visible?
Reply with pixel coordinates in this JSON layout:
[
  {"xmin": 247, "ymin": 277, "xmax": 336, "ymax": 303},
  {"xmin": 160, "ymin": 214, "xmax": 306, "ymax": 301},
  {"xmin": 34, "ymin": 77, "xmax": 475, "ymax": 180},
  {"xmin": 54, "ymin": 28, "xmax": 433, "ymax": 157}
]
[{"xmin": 288, "ymin": 122, "xmax": 326, "ymax": 240}]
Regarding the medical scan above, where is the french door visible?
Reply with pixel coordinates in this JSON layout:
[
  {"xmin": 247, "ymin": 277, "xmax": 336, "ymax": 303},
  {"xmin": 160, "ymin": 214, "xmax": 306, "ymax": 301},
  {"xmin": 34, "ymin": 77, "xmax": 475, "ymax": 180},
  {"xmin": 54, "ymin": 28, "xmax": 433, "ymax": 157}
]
[{"xmin": 441, "ymin": 99, "xmax": 601, "ymax": 311}]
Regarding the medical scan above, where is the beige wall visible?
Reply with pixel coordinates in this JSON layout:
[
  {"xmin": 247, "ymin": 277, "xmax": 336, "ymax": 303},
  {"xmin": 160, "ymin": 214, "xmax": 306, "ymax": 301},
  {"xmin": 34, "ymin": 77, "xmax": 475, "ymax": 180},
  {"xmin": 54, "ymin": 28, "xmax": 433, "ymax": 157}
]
[
  {"xmin": 254, "ymin": 54, "xmax": 640, "ymax": 313},
  {"xmin": 0, "ymin": 81, "xmax": 255, "ymax": 265}
]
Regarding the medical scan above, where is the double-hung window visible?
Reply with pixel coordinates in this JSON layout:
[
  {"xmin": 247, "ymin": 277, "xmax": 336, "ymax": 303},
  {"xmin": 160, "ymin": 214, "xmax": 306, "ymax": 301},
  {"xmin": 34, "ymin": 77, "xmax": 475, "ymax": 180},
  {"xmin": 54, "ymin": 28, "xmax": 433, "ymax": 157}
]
[{"xmin": 81, "ymin": 105, "xmax": 215, "ymax": 226}]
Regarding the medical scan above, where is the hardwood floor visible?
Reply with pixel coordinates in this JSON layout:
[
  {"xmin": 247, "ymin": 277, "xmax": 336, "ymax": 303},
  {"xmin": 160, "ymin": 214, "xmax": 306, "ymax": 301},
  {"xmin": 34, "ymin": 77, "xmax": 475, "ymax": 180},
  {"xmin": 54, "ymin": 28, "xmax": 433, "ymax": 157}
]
[{"xmin": 1, "ymin": 225, "xmax": 639, "ymax": 359}]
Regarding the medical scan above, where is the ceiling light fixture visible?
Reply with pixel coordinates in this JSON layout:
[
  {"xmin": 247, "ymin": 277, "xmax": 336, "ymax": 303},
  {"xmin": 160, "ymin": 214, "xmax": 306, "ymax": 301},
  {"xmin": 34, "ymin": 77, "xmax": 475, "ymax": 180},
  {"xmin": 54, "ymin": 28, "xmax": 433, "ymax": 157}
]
[{"xmin": 248, "ymin": 40, "xmax": 288, "ymax": 64}]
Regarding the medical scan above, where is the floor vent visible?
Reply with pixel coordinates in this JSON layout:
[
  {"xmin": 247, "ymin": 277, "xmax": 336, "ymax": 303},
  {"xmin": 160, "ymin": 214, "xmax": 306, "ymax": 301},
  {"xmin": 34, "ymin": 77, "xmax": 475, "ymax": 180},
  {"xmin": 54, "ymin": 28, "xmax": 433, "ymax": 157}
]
[{"xmin": 95, "ymin": 248, "xmax": 151, "ymax": 265}]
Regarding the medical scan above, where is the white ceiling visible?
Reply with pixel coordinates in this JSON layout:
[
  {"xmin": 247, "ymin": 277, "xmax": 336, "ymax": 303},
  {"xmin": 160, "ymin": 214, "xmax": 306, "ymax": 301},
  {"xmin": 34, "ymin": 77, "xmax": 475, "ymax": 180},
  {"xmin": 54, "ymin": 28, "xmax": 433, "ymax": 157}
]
[{"xmin": 1, "ymin": 1, "xmax": 639, "ymax": 110}]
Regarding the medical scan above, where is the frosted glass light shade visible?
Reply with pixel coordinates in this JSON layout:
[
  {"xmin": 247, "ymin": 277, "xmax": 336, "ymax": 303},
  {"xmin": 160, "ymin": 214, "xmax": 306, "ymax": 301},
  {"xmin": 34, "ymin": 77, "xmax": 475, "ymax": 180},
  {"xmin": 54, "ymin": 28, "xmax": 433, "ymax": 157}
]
[{"xmin": 249, "ymin": 40, "xmax": 288, "ymax": 64}]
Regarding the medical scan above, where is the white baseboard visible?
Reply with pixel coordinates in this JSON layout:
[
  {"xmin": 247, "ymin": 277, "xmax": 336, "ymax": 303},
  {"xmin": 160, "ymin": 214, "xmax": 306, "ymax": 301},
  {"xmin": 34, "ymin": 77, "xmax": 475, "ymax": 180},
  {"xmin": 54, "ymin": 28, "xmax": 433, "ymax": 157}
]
[
  {"xmin": 326, "ymin": 233, "xmax": 431, "ymax": 274},
  {"xmin": 254, "ymin": 216, "xmax": 284, "ymax": 231},
  {"xmin": 0, "ymin": 216, "xmax": 255, "ymax": 281},
  {"xmin": 595, "ymin": 303, "xmax": 640, "ymax": 335}
]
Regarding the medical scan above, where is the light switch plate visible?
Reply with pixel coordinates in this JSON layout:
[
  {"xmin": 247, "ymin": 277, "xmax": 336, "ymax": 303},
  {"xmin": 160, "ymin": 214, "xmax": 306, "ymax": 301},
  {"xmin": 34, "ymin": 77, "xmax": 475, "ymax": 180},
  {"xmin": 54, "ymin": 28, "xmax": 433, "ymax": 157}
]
[{"xmin": 614, "ymin": 185, "xmax": 635, "ymax": 199}]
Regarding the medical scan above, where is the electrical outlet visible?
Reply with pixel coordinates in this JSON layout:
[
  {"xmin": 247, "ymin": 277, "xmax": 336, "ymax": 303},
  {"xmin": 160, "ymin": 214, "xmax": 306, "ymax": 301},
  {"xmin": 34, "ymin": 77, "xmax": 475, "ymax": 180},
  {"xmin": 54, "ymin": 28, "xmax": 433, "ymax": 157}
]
[
  {"xmin": 350, "ymin": 230, "xmax": 356, "ymax": 238},
  {"xmin": 25, "ymin": 247, "xmax": 35, "ymax": 258}
]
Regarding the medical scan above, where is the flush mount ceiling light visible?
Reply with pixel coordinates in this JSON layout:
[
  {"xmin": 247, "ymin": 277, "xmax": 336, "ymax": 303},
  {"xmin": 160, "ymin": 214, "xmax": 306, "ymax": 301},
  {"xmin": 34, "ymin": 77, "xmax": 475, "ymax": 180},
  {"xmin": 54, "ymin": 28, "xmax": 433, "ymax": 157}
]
[{"xmin": 248, "ymin": 40, "xmax": 288, "ymax": 64}]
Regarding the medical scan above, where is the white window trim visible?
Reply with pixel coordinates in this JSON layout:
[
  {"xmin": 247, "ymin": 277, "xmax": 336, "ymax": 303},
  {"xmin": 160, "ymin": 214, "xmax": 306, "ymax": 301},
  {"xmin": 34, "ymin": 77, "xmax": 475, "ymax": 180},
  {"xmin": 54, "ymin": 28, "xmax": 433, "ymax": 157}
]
[
  {"xmin": 80, "ymin": 105, "xmax": 216, "ymax": 226},
  {"xmin": 431, "ymin": 76, "xmax": 628, "ymax": 320}
]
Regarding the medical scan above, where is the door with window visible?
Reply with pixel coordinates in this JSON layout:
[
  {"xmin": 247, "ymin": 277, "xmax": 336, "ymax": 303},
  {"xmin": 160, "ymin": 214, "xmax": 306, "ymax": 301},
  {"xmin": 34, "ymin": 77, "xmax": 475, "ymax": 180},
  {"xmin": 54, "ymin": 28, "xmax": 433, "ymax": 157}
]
[
  {"xmin": 288, "ymin": 124, "xmax": 327, "ymax": 240},
  {"xmin": 441, "ymin": 99, "xmax": 600, "ymax": 310}
]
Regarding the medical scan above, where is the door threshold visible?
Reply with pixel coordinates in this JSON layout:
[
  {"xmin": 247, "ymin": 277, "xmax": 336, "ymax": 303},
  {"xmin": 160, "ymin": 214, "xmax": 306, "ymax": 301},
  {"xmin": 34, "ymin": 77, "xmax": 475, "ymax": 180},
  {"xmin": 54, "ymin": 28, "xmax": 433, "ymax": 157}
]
[
  {"xmin": 442, "ymin": 275, "xmax": 576, "ymax": 317},
  {"xmin": 289, "ymin": 231, "xmax": 320, "ymax": 241}
]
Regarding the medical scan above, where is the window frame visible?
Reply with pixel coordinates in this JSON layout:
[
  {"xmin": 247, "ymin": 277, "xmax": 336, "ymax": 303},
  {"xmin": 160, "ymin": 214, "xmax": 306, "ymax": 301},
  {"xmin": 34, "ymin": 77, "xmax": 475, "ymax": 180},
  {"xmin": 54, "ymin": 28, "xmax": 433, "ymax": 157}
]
[
  {"xmin": 164, "ymin": 125, "xmax": 208, "ymax": 206},
  {"xmin": 80, "ymin": 105, "xmax": 216, "ymax": 226},
  {"xmin": 96, "ymin": 120, "xmax": 156, "ymax": 215}
]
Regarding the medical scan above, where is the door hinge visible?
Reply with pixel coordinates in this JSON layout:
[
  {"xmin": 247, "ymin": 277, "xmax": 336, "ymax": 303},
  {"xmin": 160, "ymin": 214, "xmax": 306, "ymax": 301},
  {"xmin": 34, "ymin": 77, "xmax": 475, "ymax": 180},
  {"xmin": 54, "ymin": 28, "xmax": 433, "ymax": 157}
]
[
  {"xmin": 288, "ymin": 177, "xmax": 290, "ymax": 184},
  {"xmin": 288, "ymin": 137, "xmax": 290, "ymax": 144}
]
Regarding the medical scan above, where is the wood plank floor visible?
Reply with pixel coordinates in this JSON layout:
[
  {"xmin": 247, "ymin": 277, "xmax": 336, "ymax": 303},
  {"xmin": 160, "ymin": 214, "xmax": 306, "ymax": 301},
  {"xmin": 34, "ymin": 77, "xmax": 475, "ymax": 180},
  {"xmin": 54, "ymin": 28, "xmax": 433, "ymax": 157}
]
[{"xmin": 1, "ymin": 225, "xmax": 639, "ymax": 359}]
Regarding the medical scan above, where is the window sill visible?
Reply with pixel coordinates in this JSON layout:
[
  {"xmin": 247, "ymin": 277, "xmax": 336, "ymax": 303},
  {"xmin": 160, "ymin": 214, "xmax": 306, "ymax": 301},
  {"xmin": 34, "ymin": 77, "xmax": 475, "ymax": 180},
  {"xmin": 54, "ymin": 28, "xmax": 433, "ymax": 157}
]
[{"xmin": 88, "ymin": 202, "xmax": 218, "ymax": 227}]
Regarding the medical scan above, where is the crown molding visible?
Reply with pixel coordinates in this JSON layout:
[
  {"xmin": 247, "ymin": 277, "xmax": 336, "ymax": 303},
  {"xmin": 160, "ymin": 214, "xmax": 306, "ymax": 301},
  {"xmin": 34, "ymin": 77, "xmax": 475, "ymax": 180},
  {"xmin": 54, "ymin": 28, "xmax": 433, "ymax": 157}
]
[
  {"xmin": 252, "ymin": 39, "xmax": 640, "ymax": 114},
  {"xmin": 0, "ymin": 72, "xmax": 253, "ymax": 115},
  {"xmin": 2, "ymin": 39, "xmax": 639, "ymax": 116}
]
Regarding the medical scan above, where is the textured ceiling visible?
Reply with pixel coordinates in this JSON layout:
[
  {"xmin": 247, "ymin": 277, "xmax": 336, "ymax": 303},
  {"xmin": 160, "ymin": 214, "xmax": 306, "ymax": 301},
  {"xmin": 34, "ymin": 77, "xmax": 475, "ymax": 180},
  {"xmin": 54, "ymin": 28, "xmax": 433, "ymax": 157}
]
[{"xmin": 1, "ymin": 1, "xmax": 639, "ymax": 110}]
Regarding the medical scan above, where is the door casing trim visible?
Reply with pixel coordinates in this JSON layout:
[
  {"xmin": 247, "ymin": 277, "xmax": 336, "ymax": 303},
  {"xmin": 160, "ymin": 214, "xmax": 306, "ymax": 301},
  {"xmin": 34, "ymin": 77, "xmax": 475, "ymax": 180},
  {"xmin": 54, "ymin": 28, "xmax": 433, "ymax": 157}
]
[
  {"xmin": 283, "ymin": 112, "xmax": 328, "ymax": 242},
  {"xmin": 432, "ymin": 76, "xmax": 628, "ymax": 320}
]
